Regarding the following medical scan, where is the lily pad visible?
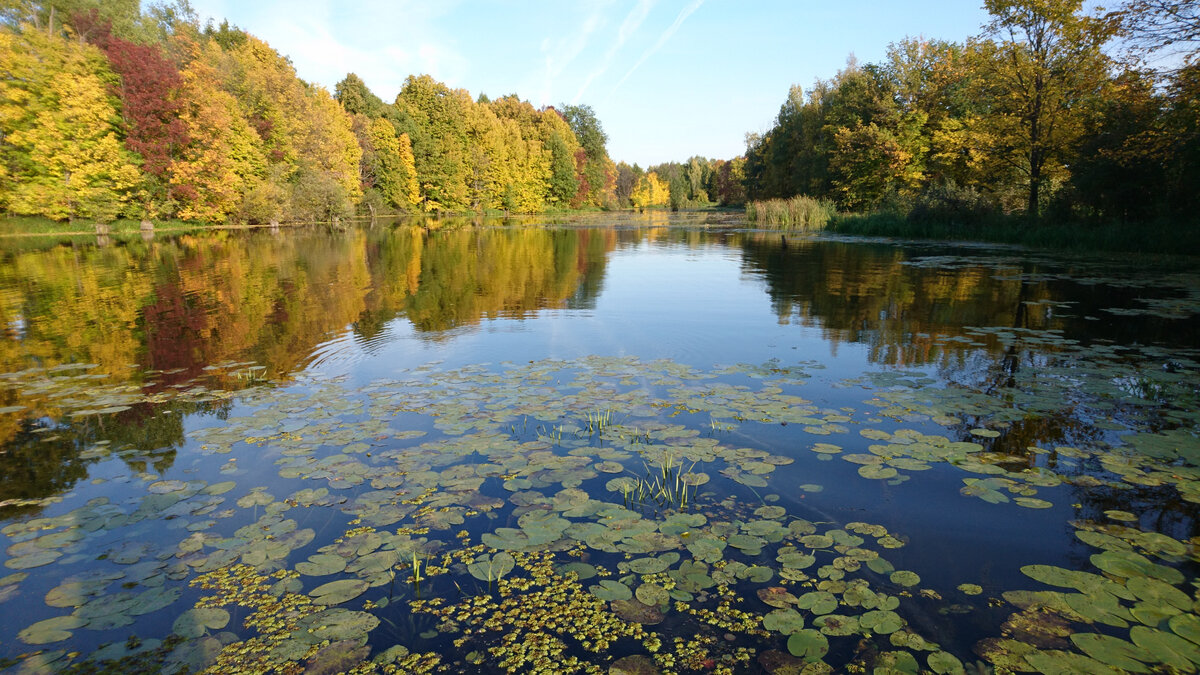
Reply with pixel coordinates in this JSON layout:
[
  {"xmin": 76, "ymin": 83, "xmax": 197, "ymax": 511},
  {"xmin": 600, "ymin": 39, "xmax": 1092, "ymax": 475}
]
[
  {"xmin": 18, "ymin": 615, "xmax": 86, "ymax": 644},
  {"xmin": 172, "ymin": 607, "xmax": 230, "ymax": 638},
  {"xmin": 786, "ymin": 629, "xmax": 829, "ymax": 661},
  {"xmin": 309, "ymin": 579, "xmax": 369, "ymax": 606},
  {"xmin": 590, "ymin": 579, "xmax": 632, "ymax": 601}
]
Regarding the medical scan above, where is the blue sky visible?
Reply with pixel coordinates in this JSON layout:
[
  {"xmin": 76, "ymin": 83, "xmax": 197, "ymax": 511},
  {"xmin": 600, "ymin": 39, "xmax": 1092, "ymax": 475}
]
[{"xmin": 185, "ymin": 1, "xmax": 994, "ymax": 167}]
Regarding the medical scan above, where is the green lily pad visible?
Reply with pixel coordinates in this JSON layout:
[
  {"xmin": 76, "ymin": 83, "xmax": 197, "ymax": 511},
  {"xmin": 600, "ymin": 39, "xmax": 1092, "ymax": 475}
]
[
  {"xmin": 18, "ymin": 615, "xmax": 86, "ymax": 644},
  {"xmin": 890, "ymin": 570, "xmax": 920, "ymax": 587},
  {"xmin": 1069, "ymin": 633, "xmax": 1152, "ymax": 672},
  {"xmin": 635, "ymin": 583, "xmax": 670, "ymax": 606},
  {"xmin": 309, "ymin": 579, "xmax": 369, "ymax": 606},
  {"xmin": 296, "ymin": 553, "xmax": 347, "ymax": 577},
  {"xmin": 1023, "ymin": 649, "xmax": 1124, "ymax": 675},
  {"xmin": 786, "ymin": 629, "xmax": 829, "ymax": 661},
  {"xmin": 796, "ymin": 591, "xmax": 837, "ymax": 615},
  {"xmin": 467, "ymin": 553, "xmax": 515, "ymax": 582},
  {"xmin": 1170, "ymin": 613, "xmax": 1200, "ymax": 646},
  {"xmin": 172, "ymin": 607, "xmax": 230, "ymax": 639},
  {"xmin": 1129, "ymin": 626, "xmax": 1200, "ymax": 671},
  {"xmin": 1091, "ymin": 550, "xmax": 1184, "ymax": 584},
  {"xmin": 299, "ymin": 608, "xmax": 380, "ymax": 641},
  {"xmin": 859, "ymin": 609, "xmax": 904, "ymax": 634},
  {"xmin": 764, "ymin": 608, "xmax": 805, "ymax": 634},
  {"xmin": 558, "ymin": 562, "xmax": 598, "ymax": 580},
  {"xmin": 589, "ymin": 579, "xmax": 632, "ymax": 601},
  {"xmin": 927, "ymin": 651, "xmax": 964, "ymax": 674},
  {"xmin": 627, "ymin": 556, "xmax": 672, "ymax": 575},
  {"xmin": 1126, "ymin": 575, "xmax": 1191, "ymax": 610}
]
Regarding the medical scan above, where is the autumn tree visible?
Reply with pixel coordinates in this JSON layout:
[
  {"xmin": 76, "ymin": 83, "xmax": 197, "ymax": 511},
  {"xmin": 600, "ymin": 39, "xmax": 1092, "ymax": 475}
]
[
  {"xmin": 975, "ymin": 0, "xmax": 1115, "ymax": 217},
  {"xmin": 392, "ymin": 74, "xmax": 474, "ymax": 211},
  {"xmin": 335, "ymin": 72, "xmax": 387, "ymax": 118},
  {"xmin": 1116, "ymin": 0, "xmax": 1200, "ymax": 64},
  {"xmin": 0, "ymin": 24, "xmax": 140, "ymax": 221},
  {"xmin": 560, "ymin": 104, "xmax": 616, "ymax": 208},
  {"xmin": 169, "ymin": 39, "xmax": 265, "ymax": 223},
  {"xmin": 81, "ymin": 17, "xmax": 189, "ymax": 217}
]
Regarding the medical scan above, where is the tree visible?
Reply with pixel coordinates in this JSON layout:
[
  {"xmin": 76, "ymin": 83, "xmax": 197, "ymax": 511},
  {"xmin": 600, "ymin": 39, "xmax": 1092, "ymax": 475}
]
[
  {"xmin": 169, "ymin": 39, "xmax": 265, "ymax": 223},
  {"xmin": 85, "ymin": 20, "xmax": 189, "ymax": 217},
  {"xmin": 559, "ymin": 104, "xmax": 616, "ymax": 207},
  {"xmin": 713, "ymin": 157, "xmax": 746, "ymax": 205},
  {"xmin": 615, "ymin": 162, "xmax": 641, "ymax": 207},
  {"xmin": 976, "ymin": 0, "xmax": 1115, "ymax": 217},
  {"xmin": 0, "ymin": 24, "xmax": 140, "ymax": 220},
  {"xmin": 335, "ymin": 73, "xmax": 386, "ymax": 118},
  {"xmin": 392, "ymin": 74, "xmax": 474, "ymax": 211},
  {"xmin": 1116, "ymin": 0, "xmax": 1200, "ymax": 64}
]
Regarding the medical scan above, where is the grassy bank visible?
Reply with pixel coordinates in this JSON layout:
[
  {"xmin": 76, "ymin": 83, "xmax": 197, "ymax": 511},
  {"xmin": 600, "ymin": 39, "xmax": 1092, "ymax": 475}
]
[{"xmin": 745, "ymin": 200, "xmax": 1200, "ymax": 255}]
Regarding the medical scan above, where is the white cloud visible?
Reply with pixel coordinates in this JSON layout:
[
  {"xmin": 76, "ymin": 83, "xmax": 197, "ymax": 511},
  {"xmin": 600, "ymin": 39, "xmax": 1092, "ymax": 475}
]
[{"xmin": 185, "ymin": 0, "xmax": 469, "ymax": 101}]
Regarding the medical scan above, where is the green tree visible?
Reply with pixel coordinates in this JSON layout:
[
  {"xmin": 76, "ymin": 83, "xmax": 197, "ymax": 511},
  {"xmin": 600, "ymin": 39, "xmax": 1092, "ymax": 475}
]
[
  {"xmin": 392, "ymin": 74, "xmax": 473, "ymax": 211},
  {"xmin": 335, "ymin": 72, "xmax": 386, "ymax": 118}
]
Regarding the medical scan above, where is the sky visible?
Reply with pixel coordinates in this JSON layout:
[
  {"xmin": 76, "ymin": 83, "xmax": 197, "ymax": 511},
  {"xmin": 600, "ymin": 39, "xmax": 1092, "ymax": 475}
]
[{"xmin": 184, "ymin": 0, "xmax": 995, "ymax": 167}]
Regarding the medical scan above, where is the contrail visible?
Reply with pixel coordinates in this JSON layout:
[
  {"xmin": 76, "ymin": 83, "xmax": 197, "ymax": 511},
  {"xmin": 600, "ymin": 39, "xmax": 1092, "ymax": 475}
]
[
  {"xmin": 572, "ymin": 0, "xmax": 657, "ymax": 103},
  {"xmin": 610, "ymin": 0, "xmax": 704, "ymax": 94}
]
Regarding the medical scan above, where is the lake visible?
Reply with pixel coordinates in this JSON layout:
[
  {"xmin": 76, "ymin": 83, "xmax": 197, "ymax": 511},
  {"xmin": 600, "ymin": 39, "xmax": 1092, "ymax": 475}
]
[{"xmin": 1, "ymin": 216, "xmax": 1198, "ymax": 674}]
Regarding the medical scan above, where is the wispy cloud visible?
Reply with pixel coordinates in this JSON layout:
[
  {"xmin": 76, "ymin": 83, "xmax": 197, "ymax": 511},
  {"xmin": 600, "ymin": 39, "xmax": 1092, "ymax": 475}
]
[
  {"xmin": 610, "ymin": 0, "xmax": 704, "ymax": 94},
  {"xmin": 571, "ymin": 0, "xmax": 657, "ymax": 104},
  {"xmin": 536, "ymin": 4, "xmax": 610, "ymax": 106},
  {"xmin": 186, "ymin": 0, "xmax": 467, "ymax": 101}
]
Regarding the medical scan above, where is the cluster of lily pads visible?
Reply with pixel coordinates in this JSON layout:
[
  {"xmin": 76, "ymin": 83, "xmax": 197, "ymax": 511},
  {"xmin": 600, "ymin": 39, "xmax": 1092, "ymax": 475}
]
[
  {"xmin": 0, "ymin": 339, "xmax": 1197, "ymax": 673},
  {"xmin": 978, "ymin": 517, "xmax": 1200, "ymax": 673}
]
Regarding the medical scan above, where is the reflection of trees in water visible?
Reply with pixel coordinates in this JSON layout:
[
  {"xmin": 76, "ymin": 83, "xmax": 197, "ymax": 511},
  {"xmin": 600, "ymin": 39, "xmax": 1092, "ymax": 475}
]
[
  {"xmin": 0, "ymin": 397, "xmax": 228, "ymax": 519},
  {"xmin": 361, "ymin": 227, "xmax": 615, "ymax": 334},
  {"xmin": 0, "ymin": 227, "xmax": 618, "ymax": 510},
  {"xmin": 1074, "ymin": 483, "xmax": 1200, "ymax": 544},
  {"xmin": 738, "ymin": 234, "xmax": 1200, "ymax": 367},
  {"xmin": 738, "ymin": 235, "xmax": 1039, "ymax": 368}
]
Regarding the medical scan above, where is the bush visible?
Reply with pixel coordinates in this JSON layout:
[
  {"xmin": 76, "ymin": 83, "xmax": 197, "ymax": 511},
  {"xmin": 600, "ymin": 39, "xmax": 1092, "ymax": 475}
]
[{"xmin": 907, "ymin": 181, "xmax": 993, "ymax": 226}]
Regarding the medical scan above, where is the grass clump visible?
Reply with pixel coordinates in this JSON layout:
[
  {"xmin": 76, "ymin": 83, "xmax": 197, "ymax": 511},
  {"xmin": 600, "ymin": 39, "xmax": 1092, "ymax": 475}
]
[{"xmin": 745, "ymin": 196, "xmax": 836, "ymax": 230}]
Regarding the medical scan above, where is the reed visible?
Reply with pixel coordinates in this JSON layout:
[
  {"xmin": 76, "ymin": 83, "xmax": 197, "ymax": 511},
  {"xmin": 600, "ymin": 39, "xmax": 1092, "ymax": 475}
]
[{"xmin": 745, "ymin": 195, "xmax": 837, "ymax": 230}]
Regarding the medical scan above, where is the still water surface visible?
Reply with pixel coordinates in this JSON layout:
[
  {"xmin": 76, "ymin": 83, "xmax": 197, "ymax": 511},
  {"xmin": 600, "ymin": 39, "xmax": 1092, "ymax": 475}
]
[{"xmin": 0, "ymin": 218, "xmax": 1198, "ymax": 673}]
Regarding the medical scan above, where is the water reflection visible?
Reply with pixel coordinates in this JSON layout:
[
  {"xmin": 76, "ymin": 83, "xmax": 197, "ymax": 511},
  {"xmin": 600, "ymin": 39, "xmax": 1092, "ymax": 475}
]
[{"xmin": 0, "ymin": 224, "xmax": 1197, "ymax": 517}]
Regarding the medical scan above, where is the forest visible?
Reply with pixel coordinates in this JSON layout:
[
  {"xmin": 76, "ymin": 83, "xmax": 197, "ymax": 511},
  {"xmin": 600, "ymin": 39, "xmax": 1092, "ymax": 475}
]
[
  {"xmin": 0, "ymin": 1, "xmax": 636, "ymax": 224},
  {"xmin": 741, "ymin": 0, "xmax": 1199, "ymax": 229},
  {"xmin": 0, "ymin": 0, "xmax": 1196, "ymax": 233}
]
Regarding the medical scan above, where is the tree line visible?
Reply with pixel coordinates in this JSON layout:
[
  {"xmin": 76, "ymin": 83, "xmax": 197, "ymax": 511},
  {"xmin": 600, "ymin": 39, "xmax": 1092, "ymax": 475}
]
[
  {"xmin": 738, "ymin": 0, "xmax": 1199, "ymax": 226},
  {"xmin": 0, "ymin": 1, "xmax": 623, "ymax": 224}
]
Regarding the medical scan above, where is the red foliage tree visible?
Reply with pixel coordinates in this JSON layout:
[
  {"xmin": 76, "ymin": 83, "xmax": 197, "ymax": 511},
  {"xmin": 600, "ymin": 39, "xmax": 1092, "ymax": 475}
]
[{"xmin": 74, "ymin": 12, "xmax": 189, "ymax": 189}]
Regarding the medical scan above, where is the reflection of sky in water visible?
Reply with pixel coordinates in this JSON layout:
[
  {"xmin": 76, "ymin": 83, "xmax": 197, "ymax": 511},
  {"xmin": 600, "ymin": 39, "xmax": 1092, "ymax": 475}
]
[
  {"xmin": 2, "ymin": 226, "xmax": 1199, "ymax": 672},
  {"xmin": 309, "ymin": 240, "xmax": 880, "ymax": 393}
]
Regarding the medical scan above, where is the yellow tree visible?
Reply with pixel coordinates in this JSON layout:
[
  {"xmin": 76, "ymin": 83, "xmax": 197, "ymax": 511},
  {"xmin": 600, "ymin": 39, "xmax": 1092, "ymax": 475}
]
[
  {"xmin": 170, "ymin": 39, "xmax": 265, "ymax": 223},
  {"xmin": 0, "ymin": 25, "xmax": 140, "ymax": 221},
  {"xmin": 396, "ymin": 132, "xmax": 419, "ymax": 209},
  {"xmin": 975, "ymin": 0, "xmax": 1115, "ymax": 217},
  {"xmin": 296, "ymin": 86, "xmax": 362, "ymax": 206}
]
